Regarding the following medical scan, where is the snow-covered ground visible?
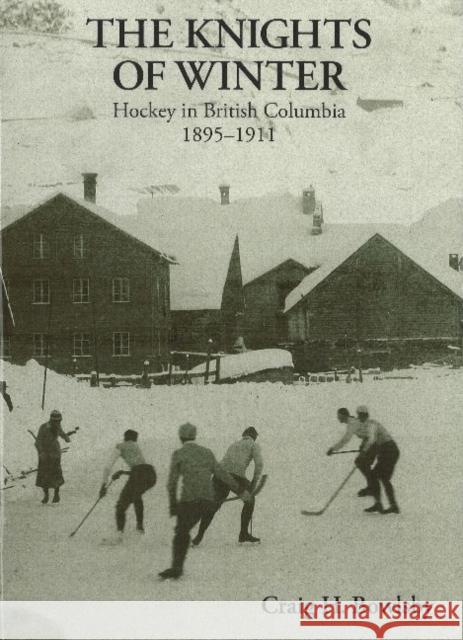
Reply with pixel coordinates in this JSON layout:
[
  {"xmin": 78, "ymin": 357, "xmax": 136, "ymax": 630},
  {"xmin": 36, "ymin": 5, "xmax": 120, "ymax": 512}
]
[{"xmin": 1, "ymin": 360, "xmax": 462, "ymax": 601}]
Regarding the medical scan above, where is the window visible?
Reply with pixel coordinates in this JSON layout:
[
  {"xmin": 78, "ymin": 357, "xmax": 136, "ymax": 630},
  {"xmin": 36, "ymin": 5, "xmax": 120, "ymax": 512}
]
[
  {"xmin": 33, "ymin": 279, "xmax": 50, "ymax": 304},
  {"xmin": 112, "ymin": 278, "xmax": 130, "ymax": 303},
  {"xmin": 73, "ymin": 234, "xmax": 86, "ymax": 258},
  {"xmin": 113, "ymin": 332, "xmax": 130, "ymax": 356},
  {"xmin": 33, "ymin": 234, "xmax": 50, "ymax": 259},
  {"xmin": 33, "ymin": 333, "xmax": 48, "ymax": 357},
  {"xmin": 73, "ymin": 279, "xmax": 90, "ymax": 303},
  {"xmin": 0, "ymin": 336, "xmax": 11, "ymax": 358},
  {"xmin": 73, "ymin": 333, "xmax": 91, "ymax": 357}
]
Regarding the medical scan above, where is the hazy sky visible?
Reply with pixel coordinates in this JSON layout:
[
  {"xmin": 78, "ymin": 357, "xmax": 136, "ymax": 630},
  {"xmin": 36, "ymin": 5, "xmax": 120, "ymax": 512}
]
[{"xmin": 1, "ymin": 0, "xmax": 462, "ymax": 224}]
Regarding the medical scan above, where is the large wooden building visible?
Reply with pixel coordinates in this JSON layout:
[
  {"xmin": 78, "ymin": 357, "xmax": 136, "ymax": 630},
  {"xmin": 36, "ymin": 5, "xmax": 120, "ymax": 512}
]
[
  {"xmin": 132, "ymin": 186, "xmax": 406, "ymax": 356},
  {"xmin": 285, "ymin": 233, "xmax": 463, "ymax": 371},
  {"xmin": 127, "ymin": 190, "xmax": 246, "ymax": 356},
  {"xmin": 0, "ymin": 175, "xmax": 175, "ymax": 374}
]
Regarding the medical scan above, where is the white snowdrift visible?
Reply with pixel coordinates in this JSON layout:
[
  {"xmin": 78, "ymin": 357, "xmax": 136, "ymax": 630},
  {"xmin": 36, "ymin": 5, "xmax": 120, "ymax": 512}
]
[{"xmin": 189, "ymin": 349, "xmax": 294, "ymax": 381}]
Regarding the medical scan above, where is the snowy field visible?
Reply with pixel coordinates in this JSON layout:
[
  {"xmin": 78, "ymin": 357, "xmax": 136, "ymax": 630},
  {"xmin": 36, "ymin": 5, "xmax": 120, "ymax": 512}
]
[{"xmin": 1, "ymin": 360, "xmax": 462, "ymax": 601}]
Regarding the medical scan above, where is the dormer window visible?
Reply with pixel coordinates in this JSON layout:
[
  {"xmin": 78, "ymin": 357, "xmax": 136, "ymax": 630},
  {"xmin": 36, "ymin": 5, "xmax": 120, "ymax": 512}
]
[{"xmin": 33, "ymin": 234, "xmax": 50, "ymax": 259}]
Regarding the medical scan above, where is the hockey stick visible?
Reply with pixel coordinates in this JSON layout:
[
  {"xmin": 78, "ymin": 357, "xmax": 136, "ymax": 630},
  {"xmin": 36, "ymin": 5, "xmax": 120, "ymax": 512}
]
[
  {"xmin": 301, "ymin": 467, "xmax": 357, "ymax": 516},
  {"xmin": 69, "ymin": 478, "xmax": 114, "ymax": 538},
  {"xmin": 223, "ymin": 474, "xmax": 268, "ymax": 503},
  {"xmin": 331, "ymin": 449, "xmax": 360, "ymax": 455}
]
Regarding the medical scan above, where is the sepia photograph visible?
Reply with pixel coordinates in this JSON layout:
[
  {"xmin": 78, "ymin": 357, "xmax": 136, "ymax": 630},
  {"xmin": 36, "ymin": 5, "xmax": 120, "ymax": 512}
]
[{"xmin": 1, "ymin": 1, "xmax": 462, "ymax": 638}]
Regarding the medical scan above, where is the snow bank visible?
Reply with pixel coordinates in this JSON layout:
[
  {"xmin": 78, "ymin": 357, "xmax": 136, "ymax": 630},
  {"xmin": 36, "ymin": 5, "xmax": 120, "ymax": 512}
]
[{"xmin": 190, "ymin": 349, "xmax": 294, "ymax": 380}]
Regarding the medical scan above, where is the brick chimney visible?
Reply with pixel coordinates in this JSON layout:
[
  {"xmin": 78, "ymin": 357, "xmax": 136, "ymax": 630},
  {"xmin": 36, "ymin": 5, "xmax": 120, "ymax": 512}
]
[
  {"xmin": 219, "ymin": 184, "xmax": 230, "ymax": 206},
  {"xmin": 311, "ymin": 202, "xmax": 324, "ymax": 235},
  {"xmin": 302, "ymin": 185, "xmax": 316, "ymax": 216},
  {"xmin": 82, "ymin": 173, "xmax": 97, "ymax": 203}
]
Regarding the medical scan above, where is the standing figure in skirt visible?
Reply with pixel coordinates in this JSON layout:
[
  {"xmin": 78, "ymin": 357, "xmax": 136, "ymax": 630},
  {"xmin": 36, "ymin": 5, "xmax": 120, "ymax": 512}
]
[{"xmin": 35, "ymin": 409, "xmax": 70, "ymax": 504}]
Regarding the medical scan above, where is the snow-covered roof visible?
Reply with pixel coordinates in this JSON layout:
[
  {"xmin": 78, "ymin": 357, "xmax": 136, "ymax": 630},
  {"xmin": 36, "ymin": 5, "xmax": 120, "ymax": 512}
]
[
  {"xmin": 127, "ymin": 197, "xmax": 239, "ymax": 311},
  {"xmin": 132, "ymin": 193, "xmax": 403, "ymax": 309},
  {"xmin": 285, "ymin": 231, "xmax": 463, "ymax": 313},
  {"xmin": 190, "ymin": 348, "xmax": 294, "ymax": 380},
  {"xmin": 0, "ymin": 192, "xmax": 177, "ymax": 264}
]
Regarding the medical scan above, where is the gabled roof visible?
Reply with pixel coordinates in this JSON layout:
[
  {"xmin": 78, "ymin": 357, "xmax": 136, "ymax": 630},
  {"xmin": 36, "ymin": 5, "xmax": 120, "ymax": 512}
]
[
  {"xmin": 0, "ymin": 192, "xmax": 177, "ymax": 264},
  {"xmin": 133, "ymin": 193, "xmax": 403, "ymax": 309},
  {"xmin": 126, "ymin": 198, "xmax": 239, "ymax": 311},
  {"xmin": 285, "ymin": 231, "xmax": 463, "ymax": 313}
]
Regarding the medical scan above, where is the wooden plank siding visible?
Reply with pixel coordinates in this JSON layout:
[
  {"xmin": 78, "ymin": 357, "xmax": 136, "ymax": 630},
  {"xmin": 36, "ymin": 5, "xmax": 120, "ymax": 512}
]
[
  {"xmin": 243, "ymin": 260, "xmax": 314, "ymax": 349},
  {"xmin": 287, "ymin": 235, "xmax": 462, "ymax": 370}
]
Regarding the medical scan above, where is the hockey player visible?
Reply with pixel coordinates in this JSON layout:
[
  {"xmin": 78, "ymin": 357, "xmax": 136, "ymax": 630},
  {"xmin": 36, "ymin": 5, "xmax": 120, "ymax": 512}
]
[
  {"xmin": 35, "ymin": 410, "xmax": 70, "ymax": 504},
  {"xmin": 355, "ymin": 406, "xmax": 400, "ymax": 514},
  {"xmin": 159, "ymin": 422, "xmax": 251, "ymax": 580},
  {"xmin": 99, "ymin": 429, "xmax": 156, "ymax": 542},
  {"xmin": 327, "ymin": 407, "xmax": 377, "ymax": 497},
  {"xmin": 192, "ymin": 426, "xmax": 263, "ymax": 546}
]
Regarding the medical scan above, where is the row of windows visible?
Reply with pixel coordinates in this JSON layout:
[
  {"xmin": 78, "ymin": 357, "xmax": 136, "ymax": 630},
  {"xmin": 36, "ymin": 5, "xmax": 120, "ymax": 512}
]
[
  {"xmin": 33, "ymin": 233, "xmax": 88, "ymax": 259},
  {"xmin": 31, "ymin": 278, "xmax": 131, "ymax": 304},
  {"xmin": 0, "ymin": 332, "xmax": 131, "ymax": 357}
]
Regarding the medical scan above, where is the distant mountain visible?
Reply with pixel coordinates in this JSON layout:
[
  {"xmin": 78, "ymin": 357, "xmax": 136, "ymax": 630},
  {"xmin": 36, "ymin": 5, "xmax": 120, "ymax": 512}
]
[{"xmin": 410, "ymin": 198, "xmax": 463, "ymax": 258}]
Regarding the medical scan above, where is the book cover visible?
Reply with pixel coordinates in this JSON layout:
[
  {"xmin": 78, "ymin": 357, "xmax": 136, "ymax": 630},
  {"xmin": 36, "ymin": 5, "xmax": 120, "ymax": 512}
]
[{"xmin": 1, "ymin": 1, "xmax": 462, "ymax": 639}]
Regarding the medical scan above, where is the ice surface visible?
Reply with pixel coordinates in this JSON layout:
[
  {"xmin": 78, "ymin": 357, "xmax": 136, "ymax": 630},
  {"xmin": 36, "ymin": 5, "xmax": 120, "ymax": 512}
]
[{"xmin": 1, "ymin": 359, "xmax": 462, "ymax": 600}]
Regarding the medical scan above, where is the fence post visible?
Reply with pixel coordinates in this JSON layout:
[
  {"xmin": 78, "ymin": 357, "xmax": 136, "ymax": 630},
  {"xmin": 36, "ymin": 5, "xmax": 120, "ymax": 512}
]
[
  {"xmin": 168, "ymin": 355, "xmax": 173, "ymax": 386},
  {"xmin": 141, "ymin": 359, "xmax": 151, "ymax": 388},
  {"xmin": 215, "ymin": 356, "xmax": 221, "ymax": 383},
  {"xmin": 90, "ymin": 370, "xmax": 98, "ymax": 387},
  {"xmin": 183, "ymin": 354, "xmax": 192, "ymax": 384},
  {"xmin": 204, "ymin": 339, "xmax": 213, "ymax": 385}
]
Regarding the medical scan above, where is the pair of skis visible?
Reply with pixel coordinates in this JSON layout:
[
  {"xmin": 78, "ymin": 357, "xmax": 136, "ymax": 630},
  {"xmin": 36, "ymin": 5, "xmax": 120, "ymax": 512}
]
[
  {"xmin": 2, "ymin": 427, "xmax": 81, "ymax": 491},
  {"xmin": 2, "ymin": 464, "xmax": 37, "ymax": 491}
]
